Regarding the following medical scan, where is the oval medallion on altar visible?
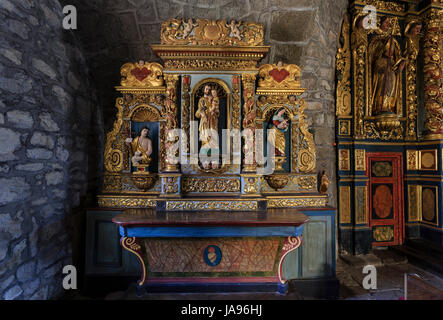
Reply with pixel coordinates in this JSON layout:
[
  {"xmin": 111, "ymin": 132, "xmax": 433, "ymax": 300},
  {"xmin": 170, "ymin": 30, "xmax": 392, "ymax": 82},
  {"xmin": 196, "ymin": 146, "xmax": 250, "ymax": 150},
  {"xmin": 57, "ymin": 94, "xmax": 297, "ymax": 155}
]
[{"xmin": 203, "ymin": 245, "xmax": 222, "ymax": 267}]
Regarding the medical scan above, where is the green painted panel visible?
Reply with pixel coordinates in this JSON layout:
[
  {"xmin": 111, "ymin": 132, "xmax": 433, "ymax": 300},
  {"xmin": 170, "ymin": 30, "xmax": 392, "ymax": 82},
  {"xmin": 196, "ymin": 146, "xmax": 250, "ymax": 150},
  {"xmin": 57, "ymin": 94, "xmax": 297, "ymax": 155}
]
[
  {"xmin": 301, "ymin": 216, "xmax": 333, "ymax": 278},
  {"xmin": 282, "ymin": 247, "xmax": 300, "ymax": 280}
]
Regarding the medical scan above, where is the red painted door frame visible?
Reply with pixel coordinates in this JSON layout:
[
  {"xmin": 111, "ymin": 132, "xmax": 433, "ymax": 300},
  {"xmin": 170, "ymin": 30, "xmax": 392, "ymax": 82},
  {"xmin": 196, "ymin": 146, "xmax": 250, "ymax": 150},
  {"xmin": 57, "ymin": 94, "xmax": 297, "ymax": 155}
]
[{"xmin": 366, "ymin": 152, "xmax": 404, "ymax": 246}]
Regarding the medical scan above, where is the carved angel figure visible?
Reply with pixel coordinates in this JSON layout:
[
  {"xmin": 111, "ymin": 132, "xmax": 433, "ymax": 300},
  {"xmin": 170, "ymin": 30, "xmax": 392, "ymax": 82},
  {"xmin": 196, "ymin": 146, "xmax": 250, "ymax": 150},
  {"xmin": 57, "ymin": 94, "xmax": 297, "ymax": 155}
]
[
  {"xmin": 226, "ymin": 20, "xmax": 242, "ymax": 40},
  {"xmin": 182, "ymin": 18, "xmax": 198, "ymax": 39}
]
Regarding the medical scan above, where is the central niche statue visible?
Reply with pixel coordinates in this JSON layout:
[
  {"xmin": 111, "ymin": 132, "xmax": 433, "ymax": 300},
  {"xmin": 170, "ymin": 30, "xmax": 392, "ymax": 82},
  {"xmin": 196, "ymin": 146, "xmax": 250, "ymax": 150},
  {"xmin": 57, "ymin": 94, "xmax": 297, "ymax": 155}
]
[{"xmin": 195, "ymin": 84, "xmax": 220, "ymax": 170}]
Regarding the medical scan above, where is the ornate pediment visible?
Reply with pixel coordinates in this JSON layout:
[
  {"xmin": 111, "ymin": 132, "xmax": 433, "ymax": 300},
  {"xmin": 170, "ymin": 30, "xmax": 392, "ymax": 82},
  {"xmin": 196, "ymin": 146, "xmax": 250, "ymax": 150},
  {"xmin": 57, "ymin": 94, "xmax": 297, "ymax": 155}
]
[
  {"xmin": 160, "ymin": 18, "xmax": 264, "ymax": 47},
  {"xmin": 117, "ymin": 61, "xmax": 165, "ymax": 94},
  {"xmin": 257, "ymin": 63, "xmax": 305, "ymax": 96}
]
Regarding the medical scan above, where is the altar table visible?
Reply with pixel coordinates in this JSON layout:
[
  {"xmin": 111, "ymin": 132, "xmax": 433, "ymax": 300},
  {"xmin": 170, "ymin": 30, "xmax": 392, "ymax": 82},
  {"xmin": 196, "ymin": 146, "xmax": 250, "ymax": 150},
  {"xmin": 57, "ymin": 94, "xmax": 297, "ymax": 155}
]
[{"xmin": 112, "ymin": 208, "xmax": 309, "ymax": 294}]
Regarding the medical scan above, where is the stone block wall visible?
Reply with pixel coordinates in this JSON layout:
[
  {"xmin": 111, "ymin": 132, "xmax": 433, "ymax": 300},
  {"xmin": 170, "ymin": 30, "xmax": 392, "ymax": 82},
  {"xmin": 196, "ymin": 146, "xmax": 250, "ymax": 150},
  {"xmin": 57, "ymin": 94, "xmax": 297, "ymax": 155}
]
[
  {"xmin": 0, "ymin": 0, "xmax": 102, "ymax": 299},
  {"xmin": 67, "ymin": 0, "xmax": 347, "ymax": 206}
]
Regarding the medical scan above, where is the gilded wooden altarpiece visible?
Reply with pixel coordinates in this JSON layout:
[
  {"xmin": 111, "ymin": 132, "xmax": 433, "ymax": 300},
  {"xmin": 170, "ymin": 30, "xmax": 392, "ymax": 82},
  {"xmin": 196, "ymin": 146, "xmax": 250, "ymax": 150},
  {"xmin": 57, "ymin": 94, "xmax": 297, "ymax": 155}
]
[{"xmin": 99, "ymin": 18, "xmax": 325, "ymax": 210}]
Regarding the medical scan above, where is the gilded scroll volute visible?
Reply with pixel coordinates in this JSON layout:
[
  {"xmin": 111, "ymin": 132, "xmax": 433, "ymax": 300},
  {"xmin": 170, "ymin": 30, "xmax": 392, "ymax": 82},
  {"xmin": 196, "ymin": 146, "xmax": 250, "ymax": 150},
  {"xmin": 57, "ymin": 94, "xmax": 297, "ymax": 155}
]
[
  {"xmin": 104, "ymin": 98, "xmax": 124, "ymax": 173},
  {"xmin": 298, "ymin": 99, "xmax": 316, "ymax": 173}
]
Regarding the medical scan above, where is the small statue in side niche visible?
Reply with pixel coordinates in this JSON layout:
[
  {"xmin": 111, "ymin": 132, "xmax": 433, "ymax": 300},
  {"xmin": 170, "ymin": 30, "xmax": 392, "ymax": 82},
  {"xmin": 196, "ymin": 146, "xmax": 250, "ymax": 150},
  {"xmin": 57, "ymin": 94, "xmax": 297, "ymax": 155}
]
[
  {"xmin": 125, "ymin": 126, "xmax": 153, "ymax": 167},
  {"xmin": 226, "ymin": 19, "xmax": 242, "ymax": 41},
  {"xmin": 268, "ymin": 108, "xmax": 290, "ymax": 156},
  {"xmin": 319, "ymin": 171, "xmax": 331, "ymax": 194},
  {"xmin": 182, "ymin": 18, "xmax": 198, "ymax": 39}
]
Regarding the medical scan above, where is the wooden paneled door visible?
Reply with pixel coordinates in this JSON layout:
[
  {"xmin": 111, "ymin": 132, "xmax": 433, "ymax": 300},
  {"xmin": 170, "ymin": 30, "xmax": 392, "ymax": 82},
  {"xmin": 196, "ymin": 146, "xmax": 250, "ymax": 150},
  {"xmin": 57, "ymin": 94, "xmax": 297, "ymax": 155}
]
[{"xmin": 367, "ymin": 153, "xmax": 404, "ymax": 246}]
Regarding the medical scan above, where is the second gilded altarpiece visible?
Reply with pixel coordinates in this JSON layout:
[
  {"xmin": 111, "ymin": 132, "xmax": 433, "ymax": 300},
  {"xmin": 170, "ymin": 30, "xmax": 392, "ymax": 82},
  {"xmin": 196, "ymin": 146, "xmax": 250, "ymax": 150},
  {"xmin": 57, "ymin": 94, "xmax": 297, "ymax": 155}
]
[{"xmin": 336, "ymin": 0, "xmax": 443, "ymax": 254}]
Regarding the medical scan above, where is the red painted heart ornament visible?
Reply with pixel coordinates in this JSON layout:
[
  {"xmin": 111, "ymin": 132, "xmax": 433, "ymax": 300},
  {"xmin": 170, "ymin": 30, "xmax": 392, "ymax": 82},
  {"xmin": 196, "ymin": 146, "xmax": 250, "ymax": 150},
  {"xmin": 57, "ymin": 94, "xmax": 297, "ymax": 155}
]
[
  {"xmin": 269, "ymin": 68, "xmax": 290, "ymax": 83},
  {"xmin": 131, "ymin": 67, "xmax": 152, "ymax": 82}
]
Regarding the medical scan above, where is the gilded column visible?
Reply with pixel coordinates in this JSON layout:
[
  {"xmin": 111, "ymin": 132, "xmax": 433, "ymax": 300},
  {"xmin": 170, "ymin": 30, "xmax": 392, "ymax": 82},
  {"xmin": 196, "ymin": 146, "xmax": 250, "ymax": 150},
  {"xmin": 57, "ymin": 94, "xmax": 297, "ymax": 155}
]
[
  {"xmin": 162, "ymin": 74, "xmax": 180, "ymax": 171},
  {"xmin": 404, "ymin": 19, "xmax": 422, "ymax": 140},
  {"xmin": 351, "ymin": 13, "xmax": 368, "ymax": 139},
  {"xmin": 336, "ymin": 13, "xmax": 352, "ymax": 117},
  {"xmin": 182, "ymin": 76, "xmax": 191, "ymax": 153},
  {"xmin": 241, "ymin": 73, "xmax": 257, "ymax": 172},
  {"xmin": 423, "ymin": 5, "xmax": 443, "ymax": 140}
]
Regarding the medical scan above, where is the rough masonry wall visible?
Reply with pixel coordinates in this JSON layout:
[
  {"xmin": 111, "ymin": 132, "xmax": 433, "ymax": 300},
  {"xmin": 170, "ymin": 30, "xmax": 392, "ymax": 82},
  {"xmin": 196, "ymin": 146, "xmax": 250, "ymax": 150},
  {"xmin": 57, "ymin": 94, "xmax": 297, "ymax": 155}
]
[
  {"xmin": 68, "ymin": 0, "xmax": 347, "ymax": 206},
  {"xmin": 0, "ymin": 0, "xmax": 101, "ymax": 299}
]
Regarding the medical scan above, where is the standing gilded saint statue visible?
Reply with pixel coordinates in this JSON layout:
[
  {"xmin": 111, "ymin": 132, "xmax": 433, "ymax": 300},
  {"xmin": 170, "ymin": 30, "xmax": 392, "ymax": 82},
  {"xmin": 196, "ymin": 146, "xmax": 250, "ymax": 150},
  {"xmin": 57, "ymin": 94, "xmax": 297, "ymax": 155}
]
[
  {"xmin": 369, "ymin": 17, "xmax": 406, "ymax": 115},
  {"xmin": 195, "ymin": 84, "xmax": 220, "ymax": 169}
]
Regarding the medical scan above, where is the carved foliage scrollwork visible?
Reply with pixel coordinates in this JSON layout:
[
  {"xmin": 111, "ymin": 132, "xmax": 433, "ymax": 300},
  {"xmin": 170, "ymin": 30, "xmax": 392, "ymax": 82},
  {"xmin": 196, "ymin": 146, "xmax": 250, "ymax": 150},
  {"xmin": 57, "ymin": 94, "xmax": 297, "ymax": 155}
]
[
  {"xmin": 422, "ymin": 8, "xmax": 443, "ymax": 139},
  {"xmin": 298, "ymin": 99, "xmax": 316, "ymax": 172},
  {"xmin": 160, "ymin": 18, "xmax": 264, "ymax": 46},
  {"xmin": 163, "ymin": 75, "xmax": 180, "ymax": 170},
  {"xmin": 232, "ymin": 76, "xmax": 241, "ymax": 131},
  {"xmin": 351, "ymin": 13, "xmax": 368, "ymax": 139},
  {"xmin": 182, "ymin": 76, "xmax": 191, "ymax": 153},
  {"xmin": 104, "ymin": 98, "xmax": 124, "ymax": 172},
  {"xmin": 182, "ymin": 178, "xmax": 240, "ymax": 193},
  {"xmin": 164, "ymin": 60, "xmax": 257, "ymax": 71},
  {"xmin": 242, "ymin": 73, "xmax": 257, "ymax": 171},
  {"xmin": 404, "ymin": 20, "xmax": 422, "ymax": 140},
  {"xmin": 336, "ymin": 14, "xmax": 352, "ymax": 116}
]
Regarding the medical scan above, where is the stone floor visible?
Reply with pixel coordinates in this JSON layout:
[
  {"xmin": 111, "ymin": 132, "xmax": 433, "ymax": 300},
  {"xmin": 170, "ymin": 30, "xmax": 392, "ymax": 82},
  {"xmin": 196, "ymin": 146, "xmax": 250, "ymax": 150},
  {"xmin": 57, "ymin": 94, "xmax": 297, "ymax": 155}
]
[
  {"xmin": 63, "ymin": 248, "xmax": 443, "ymax": 300},
  {"xmin": 336, "ymin": 248, "xmax": 443, "ymax": 300}
]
